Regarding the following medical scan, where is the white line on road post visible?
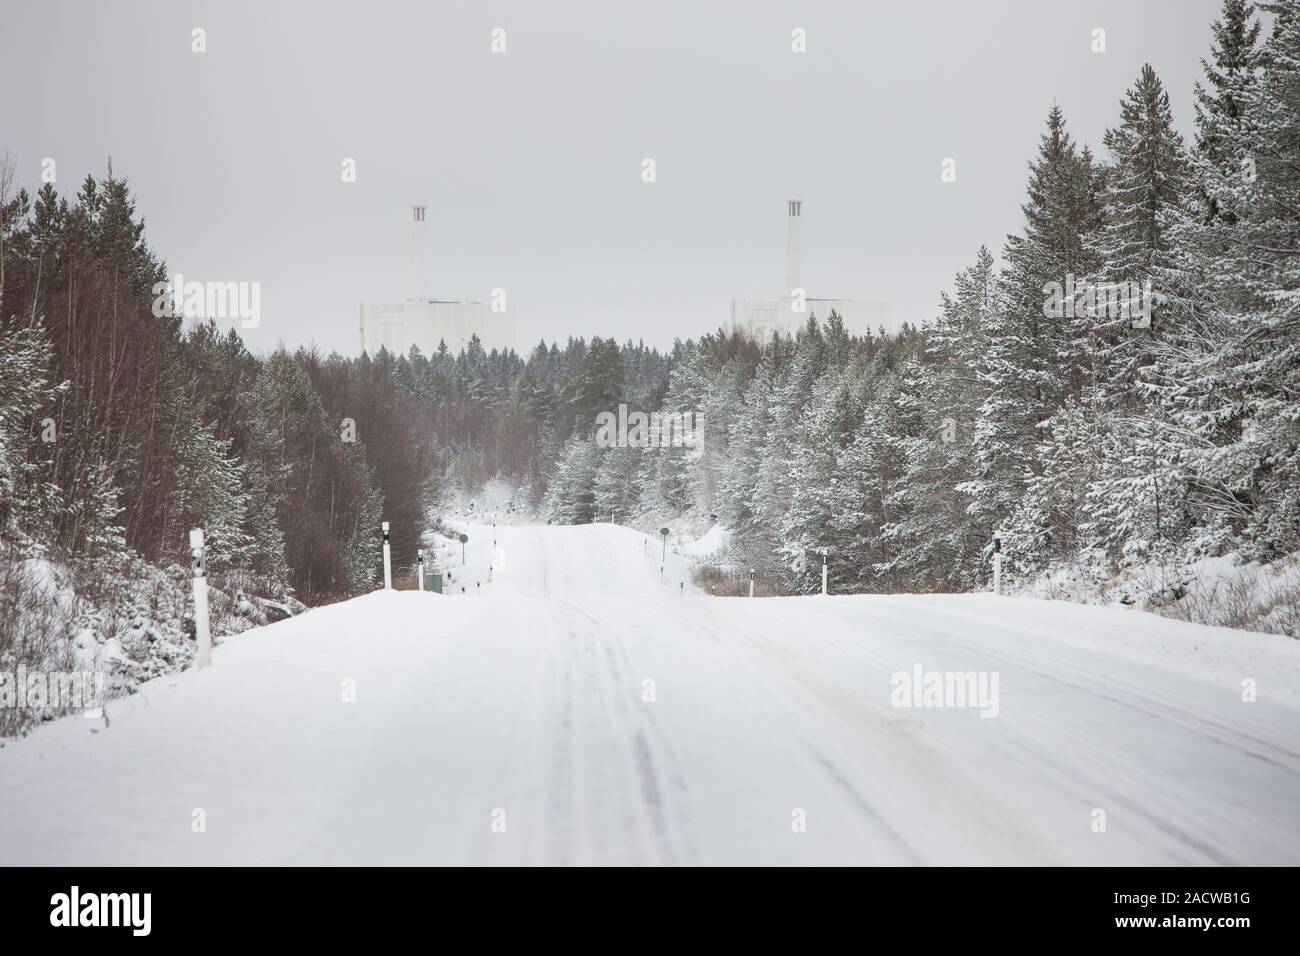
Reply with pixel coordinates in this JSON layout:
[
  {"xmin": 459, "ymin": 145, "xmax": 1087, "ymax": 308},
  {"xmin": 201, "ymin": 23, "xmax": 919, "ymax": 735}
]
[
  {"xmin": 382, "ymin": 521, "xmax": 392, "ymax": 590},
  {"xmin": 417, "ymin": 548, "xmax": 425, "ymax": 591},
  {"xmin": 190, "ymin": 528, "xmax": 211, "ymax": 668}
]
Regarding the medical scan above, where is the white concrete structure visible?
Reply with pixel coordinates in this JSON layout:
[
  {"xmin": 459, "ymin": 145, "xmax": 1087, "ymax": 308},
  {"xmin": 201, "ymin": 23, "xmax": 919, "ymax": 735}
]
[
  {"xmin": 732, "ymin": 297, "xmax": 894, "ymax": 341},
  {"xmin": 733, "ymin": 200, "xmax": 896, "ymax": 340},
  {"xmin": 360, "ymin": 301, "xmax": 518, "ymax": 357},
  {"xmin": 409, "ymin": 204, "xmax": 427, "ymax": 303},
  {"xmin": 359, "ymin": 205, "xmax": 518, "ymax": 358}
]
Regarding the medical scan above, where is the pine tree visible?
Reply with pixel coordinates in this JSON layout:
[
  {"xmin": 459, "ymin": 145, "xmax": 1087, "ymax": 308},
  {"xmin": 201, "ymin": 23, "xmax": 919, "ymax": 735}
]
[
  {"xmin": 0, "ymin": 318, "xmax": 66, "ymax": 543},
  {"xmin": 882, "ymin": 249, "xmax": 995, "ymax": 588},
  {"xmin": 592, "ymin": 446, "xmax": 643, "ymax": 524},
  {"xmin": 1144, "ymin": 0, "xmax": 1296, "ymax": 560},
  {"xmin": 544, "ymin": 435, "xmax": 600, "ymax": 524},
  {"xmin": 167, "ymin": 411, "xmax": 253, "ymax": 572},
  {"xmin": 779, "ymin": 362, "xmax": 870, "ymax": 591},
  {"xmin": 966, "ymin": 106, "xmax": 1103, "ymax": 564},
  {"xmin": 1068, "ymin": 65, "xmax": 1193, "ymax": 566},
  {"xmin": 1201, "ymin": 0, "xmax": 1300, "ymax": 555},
  {"xmin": 1088, "ymin": 64, "xmax": 1190, "ymax": 407},
  {"xmin": 1194, "ymin": 0, "xmax": 1265, "ymax": 225},
  {"xmin": 717, "ymin": 357, "xmax": 780, "ymax": 550}
]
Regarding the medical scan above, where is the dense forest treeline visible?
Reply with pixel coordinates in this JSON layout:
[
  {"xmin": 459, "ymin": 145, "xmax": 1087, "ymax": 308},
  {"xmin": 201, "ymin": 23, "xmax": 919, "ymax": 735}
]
[
  {"xmin": 2, "ymin": 0, "xmax": 1298, "ymax": 715},
  {"xmin": 0, "ymin": 155, "xmax": 691, "ymax": 730},
  {"xmin": 538, "ymin": 1, "xmax": 1300, "ymax": 612}
]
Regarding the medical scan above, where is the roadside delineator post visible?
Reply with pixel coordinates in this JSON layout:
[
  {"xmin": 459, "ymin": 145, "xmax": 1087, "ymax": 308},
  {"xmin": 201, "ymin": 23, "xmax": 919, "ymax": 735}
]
[
  {"xmin": 749, "ymin": 569, "xmax": 756, "ymax": 598},
  {"xmin": 817, "ymin": 547, "xmax": 829, "ymax": 595},
  {"xmin": 382, "ymin": 521, "xmax": 392, "ymax": 589},
  {"xmin": 417, "ymin": 549, "xmax": 425, "ymax": 591},
  {"xmin": 190, "ymin": 528, "xmax": 211, "ymax": 668},
  {"xmin": 992, "ymin": 532, "xmax": 1003, "ymax": 596}
]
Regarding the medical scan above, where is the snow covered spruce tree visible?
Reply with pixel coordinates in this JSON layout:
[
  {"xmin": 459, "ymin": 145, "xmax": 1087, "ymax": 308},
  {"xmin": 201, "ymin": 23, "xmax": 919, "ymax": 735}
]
[
  {"xmin": 778, "ymin": 348, "xmax": 871, "ymax": 592},
  {"xmin": 0, "ymin": 318, "xmax": 65, "ymax": 546},
  {"xmin": 592, "ymin": 445, "xmax": 644, "ymax": 524},
  {"xmin": 1172, "ymin": 0, "xmax": 1300, "ymax": 558},
  {"xmin": 545, "ymin": 434, "xmax": 601, "ymax": 524},
  {"xmin": 965, "ymin": 106, "xmax": 1103, "ymax": 575},
  {"xmin": 1067, "ymin": 63, "xmax": 1192, "ymax": 572},
  {"xmin": 881, "ymin": 249, "xmax": 995, "ymax": 590}
]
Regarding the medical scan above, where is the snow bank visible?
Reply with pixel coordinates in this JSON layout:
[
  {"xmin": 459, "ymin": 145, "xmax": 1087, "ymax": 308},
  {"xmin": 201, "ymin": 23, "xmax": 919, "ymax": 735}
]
[{"xmin": 1022, "ymin": 551, "xmax": 1300, "ymax": 639}]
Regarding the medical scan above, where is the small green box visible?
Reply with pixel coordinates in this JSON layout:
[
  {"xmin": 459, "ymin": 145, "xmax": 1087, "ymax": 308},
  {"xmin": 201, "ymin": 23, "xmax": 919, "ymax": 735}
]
[{"xmin": 430, "ymin": 574, "xmax": 443, "ymax": 594}]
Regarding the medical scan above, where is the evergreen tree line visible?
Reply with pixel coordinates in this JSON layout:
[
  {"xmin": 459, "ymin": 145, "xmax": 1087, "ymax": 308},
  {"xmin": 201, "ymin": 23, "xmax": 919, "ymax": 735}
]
[
  {"xmin": 544, "ymin": 0, "xmax": 1300, "ymax": 599},
  {"xmin": 0, "ymin": 171, "xmax": 417, "ymax": 603},
  {"xmin": 0, "ymin": 162, "xmax": 679, "ymax": 604},
  {"xmin": 2, "ymin": 0, "xmax": 1296, "ymax": 617}
]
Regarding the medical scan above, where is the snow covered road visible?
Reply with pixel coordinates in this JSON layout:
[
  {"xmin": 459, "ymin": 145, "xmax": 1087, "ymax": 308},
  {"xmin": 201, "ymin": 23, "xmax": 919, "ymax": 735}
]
[{"xmin": 2, "ymin": 522, "xmax": 1299, "ymax": 865}]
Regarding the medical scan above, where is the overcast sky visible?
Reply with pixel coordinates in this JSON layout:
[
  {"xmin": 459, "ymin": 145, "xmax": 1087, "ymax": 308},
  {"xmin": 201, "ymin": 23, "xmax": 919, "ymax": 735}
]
[{"xmin": 2, "ymin": 0, "xmax": 1228, "ymax": 355}]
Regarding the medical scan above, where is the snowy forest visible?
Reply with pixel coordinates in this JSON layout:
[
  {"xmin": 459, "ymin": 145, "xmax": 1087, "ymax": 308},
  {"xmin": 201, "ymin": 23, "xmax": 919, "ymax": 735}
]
[
  {"xmin": 552, "ymin": 0, "xmax": 1300, "ymax": 629},
  {"xmin": 1, "ymin": 0, "xmax": 1298, "ymax": 732}
]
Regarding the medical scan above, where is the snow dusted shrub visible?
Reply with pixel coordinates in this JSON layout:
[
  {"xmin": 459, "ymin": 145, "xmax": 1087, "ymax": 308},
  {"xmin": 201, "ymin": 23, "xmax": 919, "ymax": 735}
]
[
  {"xmin": 1023, "ymin": 551, "xmax": 1300, "ymax": 640},
  {"xmin": 0, "ymin": 541, "xmax": 78, "ymax": 736},
  {"xmin": 1261, "ymin": 569, "xmax": 1300, "ymax": 639},
  {"xmin": 0, "ymin": 529, "xmax": 309, "ymax": 737},
  {"xmin": 691, "ymin": 563, "xmax": 782, "ymax": 597},
  {"xmin": 1156, "ymin": 570, "xmax": 1256, "ymax": 630}
]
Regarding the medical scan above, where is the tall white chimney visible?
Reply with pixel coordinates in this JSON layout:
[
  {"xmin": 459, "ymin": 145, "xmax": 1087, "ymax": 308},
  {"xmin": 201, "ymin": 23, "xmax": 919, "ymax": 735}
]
[
  {"xmin": 786, "ymin": 199, "xmax": 802, "ymax": 298},
  {"xmin": 409, "ymin": 204, "xmax": 428, "ymax": 302}
]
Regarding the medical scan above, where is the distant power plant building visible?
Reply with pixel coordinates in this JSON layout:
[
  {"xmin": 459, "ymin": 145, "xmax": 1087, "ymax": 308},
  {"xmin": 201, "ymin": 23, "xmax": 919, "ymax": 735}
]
[
  {"xmin": 731, "ymin": 200, "xmax": 894, "ymax": 340},
  {"xmin": 359, "ymin": 205, "xmax": 518, "ymax": 357}
]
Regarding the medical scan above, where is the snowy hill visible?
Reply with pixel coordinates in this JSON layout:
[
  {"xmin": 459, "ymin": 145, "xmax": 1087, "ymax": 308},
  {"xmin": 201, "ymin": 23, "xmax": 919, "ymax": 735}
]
[{"xmin": 1, "ymin": 523, "xmax": 1298, "ymax": 866}]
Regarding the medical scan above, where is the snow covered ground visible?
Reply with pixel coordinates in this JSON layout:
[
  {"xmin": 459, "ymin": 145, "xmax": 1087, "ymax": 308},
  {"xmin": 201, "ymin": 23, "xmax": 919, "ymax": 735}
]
[{"xmin": 2, "ymin": 522, "xmax": 1298, "ymax": 866}]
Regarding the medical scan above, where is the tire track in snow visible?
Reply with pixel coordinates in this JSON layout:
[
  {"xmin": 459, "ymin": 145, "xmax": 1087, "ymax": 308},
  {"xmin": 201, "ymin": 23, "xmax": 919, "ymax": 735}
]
[
  {"xmin": 759, "ymin": 597, "xmax": 1300, "ymax": 863},
  {"xmin": 528, "ymin": 599, "xmax": 692, "ymax": 864},
  {"xmin": 643, "ymin": 599, "xmax": 936, "ymax": 864},
  {"xmin": 562, "ymin": 601, "xmax": 699, "ymax": 865}
]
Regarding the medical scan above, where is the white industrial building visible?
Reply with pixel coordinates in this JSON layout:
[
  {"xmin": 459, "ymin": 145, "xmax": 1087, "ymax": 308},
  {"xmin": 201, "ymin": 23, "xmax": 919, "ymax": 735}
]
[
  {"xmin": 732, "ymin": 200, "xmax": 895, "ymax": 340},
  {"xmin": 359, "ymin": 205, "xmax": 518, "ymax": 358}
]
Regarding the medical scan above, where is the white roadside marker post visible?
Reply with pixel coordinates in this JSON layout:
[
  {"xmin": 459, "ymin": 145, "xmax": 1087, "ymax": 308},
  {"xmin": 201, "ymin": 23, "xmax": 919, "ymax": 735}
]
[
  {"xmin": 189, "ymin": 528, "xmax": 211, "ymax": 668},
  {"xmin": 749, "ymin": 569, "xmax": 755, "ymax": 598},
  {"xmin": 417, "ymin": 549, "xmax": 425, "ymax": 591},
  {"xmin": 992, "ymin": 532, "xmax": 1003, "ymax": 596},
  {"xmin": 659, "ymin": 527, "xmax": 670, "ymax": 584},
  {"xmin": 817, "ymin": 547, "xmax": 829, "ymax": 595},
  {"xmin": 382, "ymin": 521, "xmax": 392, "ymax": 590}
]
